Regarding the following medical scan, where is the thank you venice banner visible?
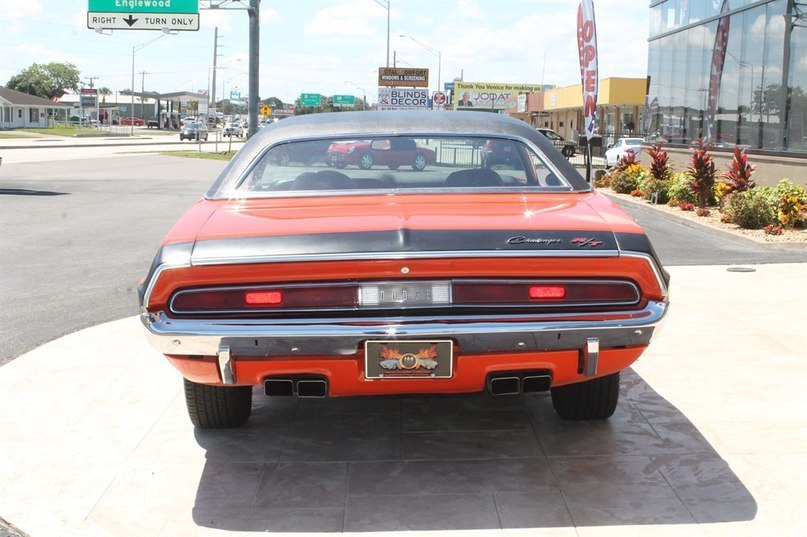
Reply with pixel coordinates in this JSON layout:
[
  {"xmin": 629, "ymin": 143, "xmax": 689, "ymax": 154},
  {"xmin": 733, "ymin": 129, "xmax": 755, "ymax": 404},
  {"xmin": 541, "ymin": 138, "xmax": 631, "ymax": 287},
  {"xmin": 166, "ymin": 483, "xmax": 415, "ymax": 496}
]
[{"xmin": 577, "ymin": 0, "xmax": 598, "ymax": 141}]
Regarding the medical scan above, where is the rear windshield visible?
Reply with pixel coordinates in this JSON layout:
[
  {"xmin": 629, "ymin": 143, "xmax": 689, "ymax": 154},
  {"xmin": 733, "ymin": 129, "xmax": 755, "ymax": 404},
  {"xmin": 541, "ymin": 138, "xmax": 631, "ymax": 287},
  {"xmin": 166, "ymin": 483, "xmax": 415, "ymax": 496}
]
[{"xmin": 236, "ymin": 136, "xmax": 570, "ymax": 194}]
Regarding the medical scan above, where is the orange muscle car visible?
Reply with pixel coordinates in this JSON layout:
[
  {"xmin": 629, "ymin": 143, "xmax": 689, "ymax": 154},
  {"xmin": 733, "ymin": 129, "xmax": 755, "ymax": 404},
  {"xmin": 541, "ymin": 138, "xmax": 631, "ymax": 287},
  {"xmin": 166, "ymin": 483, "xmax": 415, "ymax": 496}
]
[{"xmin": 139, "ymin": 111, "xmax": 669, "ymax": 428}]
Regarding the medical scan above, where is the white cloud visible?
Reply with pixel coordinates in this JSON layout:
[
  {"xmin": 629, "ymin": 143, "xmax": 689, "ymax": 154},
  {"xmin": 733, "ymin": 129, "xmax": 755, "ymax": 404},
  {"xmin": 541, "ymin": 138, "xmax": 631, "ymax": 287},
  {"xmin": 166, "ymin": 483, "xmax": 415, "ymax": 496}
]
[
  {"xmin": 455, "ymin": 0, "xmax": 483, "ymax": 19},
  {"xmin": 305, "ymin": 1, "xmax": 385, "ymax": 37}
]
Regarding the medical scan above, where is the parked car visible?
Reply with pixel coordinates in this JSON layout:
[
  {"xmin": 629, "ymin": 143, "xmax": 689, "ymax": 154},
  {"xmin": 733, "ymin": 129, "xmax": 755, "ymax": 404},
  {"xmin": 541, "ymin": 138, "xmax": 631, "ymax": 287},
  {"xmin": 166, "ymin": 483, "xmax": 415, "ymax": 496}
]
[
  {"xmin": 481, "ymin": 139, "xmax": 523, "ymax": 169},
  {"xmin": 327, "ymin": 138, "xmax": 436, "ymax": 170},
  {"xmin": 271, "ymin": 140, "xmax": 332, "ymax": 166},
  {"xmin": 223, "ymin": 125, "xmax": 243, "ymax": 137},
  {"xmin": 179, "ymin": 122, "xmax": 209, "ymax": 141},
  {"xmin": 68, "ymin": 116, "xmax": 97, "ymax": 126},
  {"xmin": 605, "ymin": 137, "xmax": 645, "ymax": 167},
  {"xmin": 139, "ymin": 111, "xmax": 669, "ymax": 429},
  {"xmin": 120, "ymin": 116, "xmax": 145, "ymax": 126},
  {"xmin": 146, "ymin": 118, "xmax": 159, "ymax": 128},
  {"xmin": 537, "ymin": 128, "xmax": 577, "ymax": 158}
]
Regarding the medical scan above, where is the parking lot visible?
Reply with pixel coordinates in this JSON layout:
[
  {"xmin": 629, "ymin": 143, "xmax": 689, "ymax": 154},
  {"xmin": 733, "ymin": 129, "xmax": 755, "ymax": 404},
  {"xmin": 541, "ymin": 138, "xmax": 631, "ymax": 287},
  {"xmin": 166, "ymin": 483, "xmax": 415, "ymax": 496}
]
[{"xmin": 1, "ymin": 148, "xmax": 805, "ymax": 536}]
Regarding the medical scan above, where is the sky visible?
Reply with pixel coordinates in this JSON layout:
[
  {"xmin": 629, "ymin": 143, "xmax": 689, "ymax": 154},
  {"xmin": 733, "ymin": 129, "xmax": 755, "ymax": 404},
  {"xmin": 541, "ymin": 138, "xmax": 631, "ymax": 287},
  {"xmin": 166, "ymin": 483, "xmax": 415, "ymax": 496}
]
[{"xmin": 0, "ymin": 0, "xmax": 651, "ymax": 105}]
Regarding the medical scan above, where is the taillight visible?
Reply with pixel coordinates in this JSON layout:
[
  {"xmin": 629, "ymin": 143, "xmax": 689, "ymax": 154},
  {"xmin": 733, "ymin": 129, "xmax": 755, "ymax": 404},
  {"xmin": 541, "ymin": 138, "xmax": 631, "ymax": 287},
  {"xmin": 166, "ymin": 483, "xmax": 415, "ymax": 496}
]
[
  {"xmin": 529, "ymin": 285, "xmax": 566, "ymax": 299},
  {"xmin": 453, "ymin": 280, "xmax": 639, "ymax": 307},
  {"xmin": 244, "ymin": 290, "xmax": 283, "ymax": 305},
  {"xmin": 171, "ymin": 285, "xmax": 358, "ymax": 313}
]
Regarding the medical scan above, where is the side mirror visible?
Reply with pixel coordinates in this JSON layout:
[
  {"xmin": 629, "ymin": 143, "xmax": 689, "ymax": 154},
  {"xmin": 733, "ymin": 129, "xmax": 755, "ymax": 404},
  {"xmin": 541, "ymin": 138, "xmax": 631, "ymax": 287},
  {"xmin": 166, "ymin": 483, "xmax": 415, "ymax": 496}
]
[{"xmin": 607, "ymin": 143, "xmax": 614, "ymax": 149}]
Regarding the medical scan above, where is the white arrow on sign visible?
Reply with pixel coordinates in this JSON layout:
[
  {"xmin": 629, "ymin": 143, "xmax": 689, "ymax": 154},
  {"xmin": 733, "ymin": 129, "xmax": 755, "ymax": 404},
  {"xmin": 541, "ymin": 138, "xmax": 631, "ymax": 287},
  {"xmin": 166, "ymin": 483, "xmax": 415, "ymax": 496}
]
[{"xmin": 87, "ymin": 12, "xmax": 200, "ymax": 31}]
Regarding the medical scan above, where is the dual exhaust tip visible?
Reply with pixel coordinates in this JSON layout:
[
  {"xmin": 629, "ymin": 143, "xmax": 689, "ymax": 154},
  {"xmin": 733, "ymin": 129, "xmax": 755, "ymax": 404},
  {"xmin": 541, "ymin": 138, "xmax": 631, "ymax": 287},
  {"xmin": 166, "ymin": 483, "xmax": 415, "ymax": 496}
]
[
  {"xmin": 487, "ymin": 371, "xmax": 551, "ymax": 396},
  {"xmin": 264, "ymin": 376, "xmax": 328, "ymax": 398},
  {"xmin": 265, "ymin": 372, "xmax": 549, "ymax": 398}
]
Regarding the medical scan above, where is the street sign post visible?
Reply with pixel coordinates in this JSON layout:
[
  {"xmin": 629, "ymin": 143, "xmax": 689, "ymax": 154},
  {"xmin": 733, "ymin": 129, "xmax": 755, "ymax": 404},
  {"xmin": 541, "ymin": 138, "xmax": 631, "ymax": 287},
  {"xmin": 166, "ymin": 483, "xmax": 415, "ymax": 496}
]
[
  {"xmin": 87, "ymin": 0, "xmax": 199, "ymax": 31},
  {"xmin": 300, "ymin": 93, "xmax": 321, "ymax": 107}
]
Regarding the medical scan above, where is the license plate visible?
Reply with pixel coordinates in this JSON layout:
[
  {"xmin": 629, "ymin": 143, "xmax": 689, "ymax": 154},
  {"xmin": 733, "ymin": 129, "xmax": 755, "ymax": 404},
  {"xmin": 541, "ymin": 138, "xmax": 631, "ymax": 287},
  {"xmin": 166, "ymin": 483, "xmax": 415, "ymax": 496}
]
[{"xmin": 365, "ymin": 340, "xmax": 453, "ymax": 379}]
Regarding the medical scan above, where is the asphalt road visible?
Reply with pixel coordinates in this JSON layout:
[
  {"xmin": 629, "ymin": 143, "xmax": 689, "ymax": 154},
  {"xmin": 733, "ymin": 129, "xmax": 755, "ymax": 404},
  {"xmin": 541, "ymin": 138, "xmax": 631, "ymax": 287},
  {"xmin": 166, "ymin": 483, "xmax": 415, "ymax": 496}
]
[{"xmin": 1, "ymin": 154, "xmax": 805, "ymax": 365}]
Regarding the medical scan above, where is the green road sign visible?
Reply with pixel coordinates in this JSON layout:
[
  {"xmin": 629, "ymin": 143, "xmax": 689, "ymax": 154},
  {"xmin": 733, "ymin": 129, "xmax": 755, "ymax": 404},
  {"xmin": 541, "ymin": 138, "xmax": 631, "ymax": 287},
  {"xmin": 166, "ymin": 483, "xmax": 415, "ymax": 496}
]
[
  {"xmin": 333, "ymin": 95, "xmax": 356, "ymax": 107},
  {"xmin": 300, "ymin": 93, "xmax": 321, "ymax": 107},
  {"xmin": 88, "ymin": 0, "xmax": 199, "ymax": 14}
]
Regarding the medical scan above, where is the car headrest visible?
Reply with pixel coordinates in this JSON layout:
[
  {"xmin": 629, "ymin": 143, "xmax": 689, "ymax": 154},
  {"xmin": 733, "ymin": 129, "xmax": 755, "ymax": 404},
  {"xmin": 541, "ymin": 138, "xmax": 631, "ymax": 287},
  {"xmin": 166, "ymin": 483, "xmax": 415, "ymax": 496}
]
[
  {"xmin": 292, "ymin": 171, "xmax": 355, "ymax": 190},
  {"xmin": 545, "ymin": 173, "xmax": 562, "ymax": 186},
  {"xmin": 445, "ymin": 168, "xmax": 503, "ymax": 187}
]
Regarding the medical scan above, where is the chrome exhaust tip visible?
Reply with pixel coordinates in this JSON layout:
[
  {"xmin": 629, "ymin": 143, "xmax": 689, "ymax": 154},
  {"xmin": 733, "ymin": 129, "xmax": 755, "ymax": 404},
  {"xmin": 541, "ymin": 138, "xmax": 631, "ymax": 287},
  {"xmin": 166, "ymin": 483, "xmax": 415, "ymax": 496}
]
[
  {"xmin": 264, "ymin": 378, "xmax": 294, "ymax": 396},
  {"xmin": 297, "ymin": 379, "xmax": 328, "ymax": 398},
  {"xmin": 522, "ymin": 374, "xmax": 551, "ymax": 393},
  {"xmin": 488, "ymin": 376, "xmax": 520, "ymax": 396}
]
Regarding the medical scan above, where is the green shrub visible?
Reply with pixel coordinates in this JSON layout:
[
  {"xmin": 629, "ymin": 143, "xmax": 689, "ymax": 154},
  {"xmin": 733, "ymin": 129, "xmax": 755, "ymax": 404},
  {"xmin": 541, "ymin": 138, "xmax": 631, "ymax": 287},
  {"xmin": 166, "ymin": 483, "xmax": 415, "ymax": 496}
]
[
  {"xmin": 610, "ymin": 171, "xmax": 639, "ymax": 194},
  {"xmin": 667, "ymin": 172, "xmax": 697, "ymax": 204},
  {"xmin": 772, "ymin": 179, "xmax": 806, "ymax": 228},
  {"xmin": 610, "ymin": 164, "xmax": 648, "ymax": 195},
  {"xmin": 643, "ymin": 176, "xmax": 671, "ymax": 204},
  {"xmin": 723, "ymin": 189, "xmax": 777, "ymax": 229}
]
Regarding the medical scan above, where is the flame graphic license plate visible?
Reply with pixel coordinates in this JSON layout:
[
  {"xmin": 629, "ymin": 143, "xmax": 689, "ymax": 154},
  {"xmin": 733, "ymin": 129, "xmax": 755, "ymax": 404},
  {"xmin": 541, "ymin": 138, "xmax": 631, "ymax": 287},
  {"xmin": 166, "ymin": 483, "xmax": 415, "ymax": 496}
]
[{"xmin": 364, "ymin": 340, "xmax": 453, "ymax": 379}]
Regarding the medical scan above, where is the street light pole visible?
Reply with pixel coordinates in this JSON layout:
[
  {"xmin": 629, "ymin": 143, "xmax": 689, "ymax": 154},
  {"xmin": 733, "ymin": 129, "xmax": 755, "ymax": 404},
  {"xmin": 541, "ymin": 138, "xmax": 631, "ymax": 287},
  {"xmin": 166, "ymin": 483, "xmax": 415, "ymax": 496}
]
[
  {"xmin": 399, "ymin": 34, "xmax": 441, "ymax": 95},
  {"xmin": 345, "ymin": 81, "xmax": 367, "ymax": 110}
]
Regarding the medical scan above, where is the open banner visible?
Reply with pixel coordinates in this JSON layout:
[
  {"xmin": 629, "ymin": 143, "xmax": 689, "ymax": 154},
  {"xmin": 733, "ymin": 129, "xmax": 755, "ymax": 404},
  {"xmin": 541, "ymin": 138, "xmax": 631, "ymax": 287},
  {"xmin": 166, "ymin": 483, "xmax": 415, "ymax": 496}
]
[{"xmin": 577, "ymin": 0, "xmax": 598, "ymax": 141}]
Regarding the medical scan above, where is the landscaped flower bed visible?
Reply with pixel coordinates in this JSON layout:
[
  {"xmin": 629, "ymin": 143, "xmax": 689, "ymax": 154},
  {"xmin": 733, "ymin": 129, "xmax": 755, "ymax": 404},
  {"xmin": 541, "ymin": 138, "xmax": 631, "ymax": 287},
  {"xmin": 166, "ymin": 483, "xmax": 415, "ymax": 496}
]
[{"xmin": 596, "ymin": 142, "xmax": 807, "ymax": 243}]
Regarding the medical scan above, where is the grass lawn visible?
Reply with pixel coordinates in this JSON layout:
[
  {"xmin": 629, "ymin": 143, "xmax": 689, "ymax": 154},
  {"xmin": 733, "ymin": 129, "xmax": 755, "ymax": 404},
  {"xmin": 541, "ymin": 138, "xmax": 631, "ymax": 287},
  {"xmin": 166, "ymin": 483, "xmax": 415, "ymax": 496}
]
[
  {"xmin": 160, "ymin": 150, "xmax": 237, "ymax": 161},
  {"xmin": 20, "ymin": 127, "xmax": 111, "ymax": 137},
  {"xmin": 0, "ymin": 133, "xmax": 32, "ymax": 139}
]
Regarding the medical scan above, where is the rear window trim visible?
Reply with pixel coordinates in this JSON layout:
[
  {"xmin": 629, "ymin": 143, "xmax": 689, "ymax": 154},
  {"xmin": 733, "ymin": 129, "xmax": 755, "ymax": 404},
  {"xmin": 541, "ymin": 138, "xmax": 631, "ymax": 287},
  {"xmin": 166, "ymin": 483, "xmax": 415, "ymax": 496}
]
[{"xmin": 226, "ymin": 133, "xmax": 572, "ymax": 197}]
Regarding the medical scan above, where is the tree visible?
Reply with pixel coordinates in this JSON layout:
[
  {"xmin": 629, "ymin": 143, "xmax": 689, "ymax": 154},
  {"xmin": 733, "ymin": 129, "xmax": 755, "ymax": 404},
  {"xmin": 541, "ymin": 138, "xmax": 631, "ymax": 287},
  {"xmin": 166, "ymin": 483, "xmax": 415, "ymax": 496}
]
[
  {"xmin": 264, "ymin": 97, "xmax": 284, "ymax": 109},
  {"xmin": 6, "ymin": 62, "xmax": 81, "ymax": 100},
  {"xmin": 98, "ymin": 87, "xmax": 112, "ymax": 104}
]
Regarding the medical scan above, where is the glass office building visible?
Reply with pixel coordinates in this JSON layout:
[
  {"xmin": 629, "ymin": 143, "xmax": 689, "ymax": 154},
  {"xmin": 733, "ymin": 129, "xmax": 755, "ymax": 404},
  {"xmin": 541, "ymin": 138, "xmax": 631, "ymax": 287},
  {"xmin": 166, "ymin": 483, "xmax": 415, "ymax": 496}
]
[{"xmin": 647, "ymin": 0, "xmax": 806, "ymax": 153}]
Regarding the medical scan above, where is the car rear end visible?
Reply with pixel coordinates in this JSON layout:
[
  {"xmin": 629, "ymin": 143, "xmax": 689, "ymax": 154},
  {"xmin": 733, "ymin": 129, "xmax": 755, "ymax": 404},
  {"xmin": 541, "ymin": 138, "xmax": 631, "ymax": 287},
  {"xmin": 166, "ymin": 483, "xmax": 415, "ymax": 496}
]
[{"xmin": 139, "ymin": 112, "xmax": 669, "ymax": 428}]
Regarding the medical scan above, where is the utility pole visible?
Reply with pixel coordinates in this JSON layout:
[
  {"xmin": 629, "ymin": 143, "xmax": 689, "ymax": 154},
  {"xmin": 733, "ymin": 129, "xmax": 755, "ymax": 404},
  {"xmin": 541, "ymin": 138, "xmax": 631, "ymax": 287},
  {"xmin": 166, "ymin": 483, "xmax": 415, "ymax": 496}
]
[
  {"xmin": 84, "ymin": 76, "xmax": 99, "ymax": 88},
  {"xmin": 248, "ymin": 0, "xmax": 260, "ymax": 138},
  {"xmin": 211, "ymin": 27, "xmax": 221, "ymax": 109},
  {"xmin": 139, "ymin": 71, "xmax": 148, "ymax": 98}
]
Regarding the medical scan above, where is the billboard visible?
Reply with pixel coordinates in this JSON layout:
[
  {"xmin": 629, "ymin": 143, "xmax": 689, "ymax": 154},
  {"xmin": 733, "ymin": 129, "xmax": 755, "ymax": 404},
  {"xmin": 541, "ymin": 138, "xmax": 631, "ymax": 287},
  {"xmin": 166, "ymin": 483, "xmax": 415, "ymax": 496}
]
[
  {"xmin": 377, "ymin": 88, "xmax": 428, "ymax": 111},
  {"xmin": 453, "ymin": 82, "xmax": 544, "ymax": 110},
  {"xmin": 378, "ymin": 67, "xmax": 429, "ymax": 88}
]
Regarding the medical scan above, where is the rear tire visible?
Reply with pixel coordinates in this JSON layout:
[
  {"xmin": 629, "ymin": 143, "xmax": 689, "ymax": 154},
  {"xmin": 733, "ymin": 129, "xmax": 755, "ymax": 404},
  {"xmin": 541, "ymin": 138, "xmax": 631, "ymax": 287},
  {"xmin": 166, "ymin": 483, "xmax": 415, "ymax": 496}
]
[
  {"xmin": 562, "ymin": 146, "xmax": 575, "ymax": 158},
  {"xmin": 184, "ymin": 378, "xmax": 252, "ymax": 428},
  {"xmin": 358, "ymin": 152, "xmax": 374, "ymax": 169},
  {"xmin": 551, "ymin": 372, "xmax": 619, "ymax": 420}
]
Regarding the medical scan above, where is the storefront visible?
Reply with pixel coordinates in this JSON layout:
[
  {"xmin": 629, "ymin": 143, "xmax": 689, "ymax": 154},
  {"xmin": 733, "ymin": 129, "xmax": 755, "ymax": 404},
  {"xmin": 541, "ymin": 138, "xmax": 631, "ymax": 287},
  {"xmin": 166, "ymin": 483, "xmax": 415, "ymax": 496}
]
[{"xmin": 647, "ymin": 0, "xmax": 806, "ymax": 153}]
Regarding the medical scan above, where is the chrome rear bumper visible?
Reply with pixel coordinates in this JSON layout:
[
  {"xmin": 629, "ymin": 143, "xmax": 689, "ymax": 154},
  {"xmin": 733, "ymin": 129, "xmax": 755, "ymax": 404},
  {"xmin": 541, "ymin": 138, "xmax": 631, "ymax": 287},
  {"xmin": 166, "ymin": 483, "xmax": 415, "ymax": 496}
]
[{"xmin": 141, "ymin": 300, "xmax": 669, "ymax": 358}]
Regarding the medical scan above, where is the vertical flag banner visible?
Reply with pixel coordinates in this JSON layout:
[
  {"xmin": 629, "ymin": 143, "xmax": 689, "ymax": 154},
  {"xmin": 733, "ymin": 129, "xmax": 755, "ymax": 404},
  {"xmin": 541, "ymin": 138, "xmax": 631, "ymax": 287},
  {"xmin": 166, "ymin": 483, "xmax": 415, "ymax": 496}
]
[
  {"xmin": 577, "ymin": 0, "xmax": 598, "ymax": 141},
  {"xmin": 706, "ymin": 0, "xmax": 730, "ymax": 142}
]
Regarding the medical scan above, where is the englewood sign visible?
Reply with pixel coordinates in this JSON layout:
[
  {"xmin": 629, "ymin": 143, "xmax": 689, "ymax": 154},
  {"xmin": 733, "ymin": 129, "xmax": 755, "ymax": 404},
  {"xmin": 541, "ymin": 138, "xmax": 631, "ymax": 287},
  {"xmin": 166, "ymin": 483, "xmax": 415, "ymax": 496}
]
[{"xmin": 378, "ymin": 67, "xmax": 429, "ymax": 88}]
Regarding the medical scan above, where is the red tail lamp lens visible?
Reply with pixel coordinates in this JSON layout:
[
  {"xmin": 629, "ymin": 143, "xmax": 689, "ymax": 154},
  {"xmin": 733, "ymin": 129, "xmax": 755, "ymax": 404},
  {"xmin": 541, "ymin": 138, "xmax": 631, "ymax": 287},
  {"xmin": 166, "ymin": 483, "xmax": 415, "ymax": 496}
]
[
  {"xmin": 244, "ymin": 290, "xmax": 283, "ymax": 305},
  {"xmin": 529, "ymin": 285, "xmax": 567, "ymax": 299}
]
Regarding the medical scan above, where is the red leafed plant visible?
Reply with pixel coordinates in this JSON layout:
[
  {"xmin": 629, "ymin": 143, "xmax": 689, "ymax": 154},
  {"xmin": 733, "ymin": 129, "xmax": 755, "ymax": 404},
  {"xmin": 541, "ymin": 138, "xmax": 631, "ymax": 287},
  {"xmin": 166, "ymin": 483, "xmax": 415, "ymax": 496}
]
[
  {"xmin": 647, "ymin": 143, "xmax": 670, "ymax": 182},
  {"xmin": 614, "ymin": 150, "xmax": 638, "ymax": 173},
  {"xmin": 696, "ymin": 207, "xmax": 711, "ymax": 217},
  {"xmin": 723, "ymin": 146, "xmax": 755, "ymax": 194},
  {"xmin": 680, "ymin": 202, "xmax": 695, "ymax": 211},
  {"xmin": 688, "ymin": 139, "xmax": 717, "ymax": 208}
]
